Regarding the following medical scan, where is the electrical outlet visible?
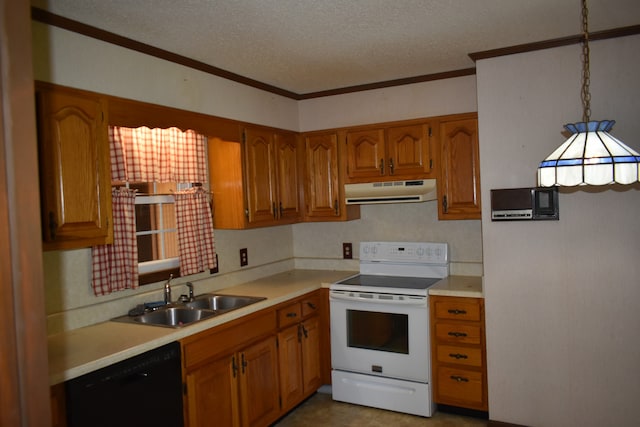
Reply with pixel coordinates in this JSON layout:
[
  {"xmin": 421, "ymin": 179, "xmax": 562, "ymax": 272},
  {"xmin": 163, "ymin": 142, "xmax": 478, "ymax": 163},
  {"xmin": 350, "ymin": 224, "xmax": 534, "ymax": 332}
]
[
  {"xmin": 342, "ymin": 242, "xmax": 353, "ymax": 259},
  {"xmin": 240, "ymin": 248, "xmax": 248, "ymax": 266}
]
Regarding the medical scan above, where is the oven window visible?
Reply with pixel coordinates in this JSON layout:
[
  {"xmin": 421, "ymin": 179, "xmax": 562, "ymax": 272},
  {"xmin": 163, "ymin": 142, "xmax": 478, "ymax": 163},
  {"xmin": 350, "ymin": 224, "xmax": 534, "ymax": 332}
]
[{"xmin": 346, "ymin": 309, "xmax": 409, "ymax": 354}]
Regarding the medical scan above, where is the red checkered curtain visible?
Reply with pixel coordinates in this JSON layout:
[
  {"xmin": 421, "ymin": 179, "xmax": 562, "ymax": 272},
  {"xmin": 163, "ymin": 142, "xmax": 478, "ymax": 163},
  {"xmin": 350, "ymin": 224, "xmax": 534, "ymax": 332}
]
[
  {"xmin": 109, "ymin": 126, "xmax": 207, "ymax": 183},
  {"xmin": 174, "ymin": 187, "xmax": 217, "ymax": 276},
  {"xmin": 91, "ymin": 188, "xmax": 138, "ymax": 296}
]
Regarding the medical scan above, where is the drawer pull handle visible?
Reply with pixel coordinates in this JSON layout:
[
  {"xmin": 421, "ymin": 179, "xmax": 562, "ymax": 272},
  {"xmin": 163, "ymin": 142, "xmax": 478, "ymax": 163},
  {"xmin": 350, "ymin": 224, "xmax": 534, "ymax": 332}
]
[
  {"xmin": 286, "ymin": 312, "xmax": 298, "ymax": 318},
  {"xmin": 449, "ymin": 353, "xmax": 468, "ymax": 360},
  {"xmin": 447, "ymin": 309, "xmax": 467, "ymax": 315},
  {"xmin": 306, "ymin": 302, "xmax": 317, "ymax": 310},
  {"xmin": 450, "ymin": 375, "xmax": 469, "ymax": 383},
  {"xmin": 448, "ymin": 331, "xmax": 468, "ymax": 338}
]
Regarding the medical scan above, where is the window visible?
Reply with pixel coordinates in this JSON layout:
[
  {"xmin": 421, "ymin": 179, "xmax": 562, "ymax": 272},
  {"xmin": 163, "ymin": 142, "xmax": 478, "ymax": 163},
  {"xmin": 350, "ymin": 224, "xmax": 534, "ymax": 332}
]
[
  {"xmin": 117, "ymin": 182, "xmax": 198, "ymax": 284},
  {"xmin": 93, "ymin": 125, "xmax": 214, "ymax": 295}
]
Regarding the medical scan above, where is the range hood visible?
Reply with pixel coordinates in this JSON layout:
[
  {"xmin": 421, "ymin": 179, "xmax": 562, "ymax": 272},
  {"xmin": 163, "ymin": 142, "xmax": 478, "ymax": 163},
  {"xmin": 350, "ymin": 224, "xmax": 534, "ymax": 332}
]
[{"xmin": 344, "ymin": 179, "xmax": 437, "ymax": 205}]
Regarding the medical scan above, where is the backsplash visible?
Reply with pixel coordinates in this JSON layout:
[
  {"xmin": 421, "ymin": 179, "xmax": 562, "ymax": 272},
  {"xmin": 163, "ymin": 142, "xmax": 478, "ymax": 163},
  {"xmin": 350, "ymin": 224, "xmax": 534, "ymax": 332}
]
[{"xmin": 44, "ymin": 201, "xmax": 482, "ymax": 335}]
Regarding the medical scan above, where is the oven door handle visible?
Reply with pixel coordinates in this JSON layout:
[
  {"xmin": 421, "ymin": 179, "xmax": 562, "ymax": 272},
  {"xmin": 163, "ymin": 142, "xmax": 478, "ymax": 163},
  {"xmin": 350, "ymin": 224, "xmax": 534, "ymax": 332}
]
[{"xmin": 330, "ymin": 291, "xmax": 426, "ymax": 305}]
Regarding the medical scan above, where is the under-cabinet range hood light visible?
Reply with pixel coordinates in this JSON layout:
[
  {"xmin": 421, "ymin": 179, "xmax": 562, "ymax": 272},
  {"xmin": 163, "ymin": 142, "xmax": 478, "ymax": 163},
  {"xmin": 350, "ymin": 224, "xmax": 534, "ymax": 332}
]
[{"xmin": 344, "ymin": 179, "xmax": 437, "ymax": 205}]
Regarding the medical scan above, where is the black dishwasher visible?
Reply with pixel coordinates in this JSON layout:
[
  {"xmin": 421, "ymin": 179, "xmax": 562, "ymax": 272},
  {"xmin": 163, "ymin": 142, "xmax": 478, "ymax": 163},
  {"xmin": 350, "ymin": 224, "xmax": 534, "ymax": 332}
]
[{"xmin": 66, "ymin": 341, "xmax": 183, "ymax": 427}]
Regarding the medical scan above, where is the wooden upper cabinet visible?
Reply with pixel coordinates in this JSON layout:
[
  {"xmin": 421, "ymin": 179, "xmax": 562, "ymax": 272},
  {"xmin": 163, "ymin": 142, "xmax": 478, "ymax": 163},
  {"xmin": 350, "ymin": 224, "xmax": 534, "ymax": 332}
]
[
  {"xmin": 244, "ymin": 127, "xmax": 278, "ymax": 224},
  {"xmin": 345, "ymin": 122, "xmax": 434, "ymax": 182},
  {"xmin": 36, "ymin": 83, "xmax": 113, "ymax": 250},
  {"xmin": 346, "ymin": 128, "xmax": 386, "ymax": 179},
  {"xmin": 387, "ymin": 123, "xmax": 433, "ymax": 177},
  {"xmin": 208, "ymin": 137, "xmax": 247, "ymax": 229},
  {"xmin": 244, "ymin": 126, "xmax": 301, "ymax": 226},
  {"xmin": 303, "ymin": 132, "xmax": 340, "ymax": 219},
  {"xmin": 302, "ymin": 131, "xmax": 359, "ymax": 222},
  {"xmin": 208, "ymin": 127, "xmax": 300, "ymax": 229},
  {"xmin": 274, "ymin": 132, "xmax": 302, "ymax": 223},
  {"xmin": 438, "ymin": 114, "xmax": 481, "ymax": 220}
]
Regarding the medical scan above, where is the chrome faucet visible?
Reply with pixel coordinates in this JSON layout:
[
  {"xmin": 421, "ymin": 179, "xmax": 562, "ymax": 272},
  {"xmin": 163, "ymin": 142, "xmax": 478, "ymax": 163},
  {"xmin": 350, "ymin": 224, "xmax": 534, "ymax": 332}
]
[
  {"xmin": 186, "ymin": 282, "xmax": 194, "ymax": 302},
  {"xmin": 164, "ymin": 274, "xmax": 173, "ymax": 305}
]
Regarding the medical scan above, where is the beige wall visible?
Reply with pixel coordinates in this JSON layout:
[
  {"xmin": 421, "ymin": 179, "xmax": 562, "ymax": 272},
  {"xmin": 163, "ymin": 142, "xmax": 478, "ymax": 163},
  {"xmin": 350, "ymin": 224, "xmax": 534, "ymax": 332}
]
[
  {"xmin": 34, "ymin": 22, "xmax": 482, "ymax": 334},
  {"xmin": 477, "ymin": 35, "xmax": 640, "ymax": 426}
]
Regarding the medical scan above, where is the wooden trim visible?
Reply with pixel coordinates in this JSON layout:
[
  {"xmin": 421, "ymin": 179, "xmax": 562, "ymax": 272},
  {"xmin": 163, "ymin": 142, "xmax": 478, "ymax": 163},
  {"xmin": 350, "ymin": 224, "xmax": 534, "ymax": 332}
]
[
  {"xmin": 469, "ymin": 24, "xmax": 640, "ymax": 62},
  {"xmin": 296, "ymin": 68, "xmax": 477, "ymax": 99},
  {"xmin": 30, "ymin": 7, "xmax": 299, "ymax": 100},
  {"xmin": 1, "ymin": 0, "xmax": 50, "ymax": 426},
  {"xmin": 138, "ymin": 267, "xmax": 181, "ymax": 287},
  {"xmin": 31, "ymin": 5, "xmax": 640, "ymax": 100},
  {"xmin": 30, "ymin": 6, "xmax": 640, "ymax": 100}
]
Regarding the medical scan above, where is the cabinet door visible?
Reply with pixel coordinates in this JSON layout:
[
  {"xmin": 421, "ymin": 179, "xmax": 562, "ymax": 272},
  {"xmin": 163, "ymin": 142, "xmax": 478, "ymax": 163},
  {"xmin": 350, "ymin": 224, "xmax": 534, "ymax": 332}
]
[
  {"xmin": 300, "ymin": 316, "xmax": 322, "ymax": 394},
  {"xmin": 346, "ymin": 128, "xmax": 386, "ymax": 180},
  {"xmin": 386, "ymin": 123, "xmax": 433, "ymax": 178},
  {"xmin": 274, "ymin": 132, "xmax": 301, "ymax": 223},
  {"xmin": 244, "ymin": 127, "xmax": 277, "ymax": 225},
  {"xmin": 37, "ymin": 86, "xmax": 112, "ymax": 250},
  {"xmin": 303, "ymin": 132, "xmax": 340, "ymax": 219},
  {"xmin": 278, "ymin": 324, "xmax": 304, "ymax": 413},
  {"xmin": 439, "ymin": 116, "xmax": 481, "ymax": 220},
  {"xmin": 185, "ymin": 355, "xmax": 240, "ymax": 427},
  {"xmin": 208, "ymin": 137, "xmax": 247, "ymax": 229},
  {"xmin": 238, "ymin": 337, "xmax": 280, "ymax": 427}
]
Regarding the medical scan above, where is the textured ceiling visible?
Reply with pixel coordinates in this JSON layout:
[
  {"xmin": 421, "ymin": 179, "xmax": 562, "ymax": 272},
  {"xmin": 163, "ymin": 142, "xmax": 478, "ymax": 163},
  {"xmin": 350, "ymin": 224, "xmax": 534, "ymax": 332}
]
[{"xmin": 32, "ymin": 0, "xmax": 640, "ymax": 95}]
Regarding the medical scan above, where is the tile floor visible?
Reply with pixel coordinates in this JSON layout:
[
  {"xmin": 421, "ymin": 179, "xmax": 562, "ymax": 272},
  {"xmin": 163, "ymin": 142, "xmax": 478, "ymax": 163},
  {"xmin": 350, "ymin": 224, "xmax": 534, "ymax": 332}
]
[{"xmin": 274, "ymin": 391, "xmax": 488, "ymax": 427}]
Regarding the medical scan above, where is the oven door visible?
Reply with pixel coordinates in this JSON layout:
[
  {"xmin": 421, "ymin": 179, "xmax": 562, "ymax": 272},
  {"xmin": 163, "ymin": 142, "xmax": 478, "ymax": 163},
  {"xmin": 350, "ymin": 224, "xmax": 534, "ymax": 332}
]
[{"xmin": 330, "ymin": 290, "xmax": 430, "ymax": 382}]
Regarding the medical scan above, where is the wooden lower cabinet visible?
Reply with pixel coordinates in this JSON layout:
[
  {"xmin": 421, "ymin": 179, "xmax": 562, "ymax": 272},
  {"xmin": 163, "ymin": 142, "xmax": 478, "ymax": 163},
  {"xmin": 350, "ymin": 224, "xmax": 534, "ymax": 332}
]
[
  {"xmin": 430, "ymin": 295, "xmax": 488, "ymax": 412},
  {"xmin": 185, "ymin": 336, "xmax": 280, "ymax": 427},
  {"xmin": 185, "ymin": 354, "xmax": 240, "ymax": 427},
  {"xmin": 181, "ymin": 310, "xmax": 280, "ymax": 427},
  {"xmin": 276, "ymin": 292, "xmax": 322, "ymax": 414},
  {"xmin": 182, "ymin": 291, "xmax": 328, "ymax": 427}
]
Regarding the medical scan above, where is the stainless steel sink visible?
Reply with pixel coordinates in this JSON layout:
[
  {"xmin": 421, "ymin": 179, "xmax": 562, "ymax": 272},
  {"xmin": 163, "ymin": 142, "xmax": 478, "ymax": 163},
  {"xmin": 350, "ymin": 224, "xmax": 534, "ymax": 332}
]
[
  {"xmin": 132, "ymin": 307, "xmax": 217, "ymax": 327},
  {"xmin": 185, "ymin": 294, "xmax": 266, "ymax": 312},
  {"xmin": 112, "ymin": 294, "xmax": 266, "ymax": 328}
]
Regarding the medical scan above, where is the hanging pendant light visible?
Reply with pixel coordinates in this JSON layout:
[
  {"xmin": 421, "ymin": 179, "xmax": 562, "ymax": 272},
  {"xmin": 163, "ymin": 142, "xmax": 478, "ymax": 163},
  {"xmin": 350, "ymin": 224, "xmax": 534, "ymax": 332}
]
[{"xmin": 537, "ymin": 0, "xmax": 640, "ymax": 187}]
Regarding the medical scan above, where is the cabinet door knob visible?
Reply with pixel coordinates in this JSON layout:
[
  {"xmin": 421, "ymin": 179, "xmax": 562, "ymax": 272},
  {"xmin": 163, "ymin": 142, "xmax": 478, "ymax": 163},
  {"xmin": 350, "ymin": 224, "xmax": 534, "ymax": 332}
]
[
  {"xmin": 447, "ymin": 309, "xmax": 467, "ymax": 315},
  {"xmin": 232, "ymin": 356, "xmax": 238, "ymax": 378},
  {"xmin": 286, "ymin": 312, "xmax": 297, "ymax": 318},
  {"xmin": 388, "ymin": 158, "xmax": 394, "ymax": 175},
  {"xmin": 450, "ymin": 375, "xmax": 469, "ymax": 383},
  {"xmin": 449, "ymin": 353, "xmax": 468, "ymax": 360},
  {"xmin": 379, "ymin": 158, "xmax": 384, "ymax": 175},
  {"xmin": 448, "ymin": 331, "xmax": 468, "ymax": 338}
]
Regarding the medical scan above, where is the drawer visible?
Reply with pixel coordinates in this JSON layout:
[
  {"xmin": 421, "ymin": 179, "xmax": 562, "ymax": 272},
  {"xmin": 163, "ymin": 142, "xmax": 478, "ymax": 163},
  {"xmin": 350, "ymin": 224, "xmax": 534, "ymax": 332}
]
[
  {"xmin": 434, "ymin": 299, "xmax": 481, "ymax": 321},
  {"xmin": 278, "ymin": 303, "xmax": 302, "ymax": 328},
  {"xmin": 301, "ymin": 293, "xmax": 321, "ymax": 317},
  {"xmin": 437, "ymin": 366, "xmax": 485, "ymax": 408},
  {"xmin": 435, "ymin": 322, "xmax": 481, "ymax": 345},
  {"xmin": 436, "ymin": 344, "xmax": 483, "ymax": 367}
]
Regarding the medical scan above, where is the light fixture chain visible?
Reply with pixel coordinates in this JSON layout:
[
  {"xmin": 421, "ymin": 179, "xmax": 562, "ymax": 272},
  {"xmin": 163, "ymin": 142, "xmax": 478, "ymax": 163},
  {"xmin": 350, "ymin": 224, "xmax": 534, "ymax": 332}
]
[{"xmin": 581, "ymin": 0, "xmax": 591, "ymax": 122}]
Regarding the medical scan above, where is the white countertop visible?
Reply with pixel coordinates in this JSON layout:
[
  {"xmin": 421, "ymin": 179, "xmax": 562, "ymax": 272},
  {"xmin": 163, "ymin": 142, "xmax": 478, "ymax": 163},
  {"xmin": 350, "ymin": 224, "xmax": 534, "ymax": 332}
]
[
  {"xmin": 429, "ymin": 275, "xmax": 484, "ymax": 298},
  {"xmin": 48, "ymin": 269, "xmax": 356, "ymax": 385}
]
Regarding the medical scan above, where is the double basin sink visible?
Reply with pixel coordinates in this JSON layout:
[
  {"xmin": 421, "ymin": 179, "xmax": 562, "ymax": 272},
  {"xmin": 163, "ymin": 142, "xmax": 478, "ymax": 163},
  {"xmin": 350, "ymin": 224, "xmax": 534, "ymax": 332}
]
[{"xmin": 113, "ymin": 294, "xmax": 266, "ymax": 328}]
